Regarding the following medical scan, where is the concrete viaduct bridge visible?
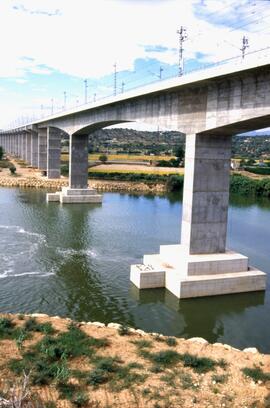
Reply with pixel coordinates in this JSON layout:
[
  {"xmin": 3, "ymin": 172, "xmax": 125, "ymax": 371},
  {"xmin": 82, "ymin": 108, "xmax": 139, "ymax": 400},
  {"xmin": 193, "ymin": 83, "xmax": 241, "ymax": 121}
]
[{"xmin": 0, "ymin": 56, "xmax": 269, "ymax": 298}]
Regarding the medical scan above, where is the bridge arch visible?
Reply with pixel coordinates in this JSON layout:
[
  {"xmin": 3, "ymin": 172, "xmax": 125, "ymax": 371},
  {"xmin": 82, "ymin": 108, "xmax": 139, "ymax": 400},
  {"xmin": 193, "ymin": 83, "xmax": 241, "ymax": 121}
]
[{"xmin": 72, "ymin": 120, "xmax": 134, "ymax": 136}]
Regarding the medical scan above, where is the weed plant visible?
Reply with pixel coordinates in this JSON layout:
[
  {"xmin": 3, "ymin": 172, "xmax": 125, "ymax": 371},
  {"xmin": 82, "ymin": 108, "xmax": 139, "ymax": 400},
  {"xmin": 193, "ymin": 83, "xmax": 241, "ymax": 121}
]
[{"xmin": 242, "ymin": 366, "xmax": 270, "ymax": 383}]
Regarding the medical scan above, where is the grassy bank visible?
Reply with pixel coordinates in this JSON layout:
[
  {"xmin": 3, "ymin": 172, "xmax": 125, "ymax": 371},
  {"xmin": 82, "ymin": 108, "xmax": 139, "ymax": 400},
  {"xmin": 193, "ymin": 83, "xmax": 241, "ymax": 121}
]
[
  {"xmin": 230, "ymin": 174, "xmax": 270, "ymax": 197},
  {"xmin": 60, "ymin": 164, "xmax": 270, "ymax": 196},
  {"xmin": 0, "ymin": 313, "xmax": 269, "ymax": 408}
]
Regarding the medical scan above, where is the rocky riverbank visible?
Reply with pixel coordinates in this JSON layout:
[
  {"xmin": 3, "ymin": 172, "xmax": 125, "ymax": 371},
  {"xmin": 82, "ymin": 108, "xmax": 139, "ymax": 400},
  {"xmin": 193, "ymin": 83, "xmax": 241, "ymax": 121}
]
[
  {"xmin": 0, "ymin": 173, "xmax": 166, "ymax": 193},
  {"xmin": 0, "ymin": 313, "xmax": 269, "ymax": 408}
]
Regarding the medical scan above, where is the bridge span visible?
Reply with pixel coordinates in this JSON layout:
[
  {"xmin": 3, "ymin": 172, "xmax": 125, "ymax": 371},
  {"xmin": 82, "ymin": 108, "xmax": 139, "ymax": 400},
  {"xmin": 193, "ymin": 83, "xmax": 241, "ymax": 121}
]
[{"xmin": 0, "ymin": 56, "xmax": 268, "ymax": 298}]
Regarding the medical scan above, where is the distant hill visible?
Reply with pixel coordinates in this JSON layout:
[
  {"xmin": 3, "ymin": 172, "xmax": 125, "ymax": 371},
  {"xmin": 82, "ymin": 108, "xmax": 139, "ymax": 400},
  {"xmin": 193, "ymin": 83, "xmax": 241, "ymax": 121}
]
[{"xmin": 63, "ymin": 127, "xmax": 270, "ymax": 159}]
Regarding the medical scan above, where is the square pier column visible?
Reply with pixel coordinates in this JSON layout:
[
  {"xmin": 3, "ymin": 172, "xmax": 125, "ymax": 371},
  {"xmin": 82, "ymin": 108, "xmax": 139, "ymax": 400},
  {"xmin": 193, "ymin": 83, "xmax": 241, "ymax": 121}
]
[
  {"xmin": 31, "ymin": 131, "xmax": 38, "ymax": 167},
  {"xmin": 46, "ymin": 133, "xmax": 102, "ymax": 204},
  {"xmin": 22, "ymin": 133, "xmax": 27, "ymax": 161},
  {"xmin": 130, "ymin": 132, "xmax": 266, "ymax": 298},
  {"xmin": 26, "ymin": 132, "xmax": 32, "ymax": 164},
  {"xmin": 181, "ymin": 134, "xmax": 231, "ymax": 254},
  {"xmin": 38, "ymin": 128, "xmax": 47, "ymax": 171},
  {"xmin": 19, "ymin": 134, "xmax": 23, "ymax": 159},
  {"xmin": 69, "ymin": 134, "xmax": 89, "ymax": 188},
  {"xmin": 47, "ymin": 127, "xmax": 61, "ymax": 179}
]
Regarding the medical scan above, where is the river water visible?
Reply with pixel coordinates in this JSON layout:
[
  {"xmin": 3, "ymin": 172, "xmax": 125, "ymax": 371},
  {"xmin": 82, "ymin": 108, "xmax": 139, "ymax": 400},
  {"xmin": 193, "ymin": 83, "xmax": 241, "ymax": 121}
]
[{"xmin": 0, "ymin": 187, "xmax": 269, "ymax": 352}]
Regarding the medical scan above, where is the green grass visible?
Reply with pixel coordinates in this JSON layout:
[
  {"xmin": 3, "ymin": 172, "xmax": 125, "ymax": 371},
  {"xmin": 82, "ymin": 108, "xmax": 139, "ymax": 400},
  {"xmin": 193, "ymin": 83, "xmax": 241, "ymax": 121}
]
[
  {"xmin": 242, "ymin": 366, "xmax": 270, "ymax": 383},
  {"xmin": 140, "ymin": 349, "xmax": 181, "ymax": 367},
  {"xmin": 179, "ymin": 353, "xmax": 218, "ymax": 373},
  {"xmin": 9, "ymin": 323, "xmax": 109, "ymax": 388},
  {"xmin": 56, "ymin": 381, "xmax": 80, "ymax": 400},
  {"xmin": 24, "ymin": 317, "xmax": 55, "ymax": 335},
  {"xmin": 87, "ymin": 355, "xmax": 147, "ymax": 391},
  {"xmin": 0, "ymin": 317, "xmax": 15, "ymax": 337},
  {"xmin": 131, "ymin": 339, "xmax": 153, "ymax": 349},
  {"xmin": 0, "ymin": 317, "xmax": 32, "ymax": 348}
]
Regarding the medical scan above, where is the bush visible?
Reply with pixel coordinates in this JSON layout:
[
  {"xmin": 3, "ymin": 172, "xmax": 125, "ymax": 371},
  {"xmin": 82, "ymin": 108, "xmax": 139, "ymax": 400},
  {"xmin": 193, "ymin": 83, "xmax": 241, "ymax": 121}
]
[
  {"xmin": 117, "ymin": 325, "xmax": 130, "ymax": 336},
  {"xmin": 61, "ymin": 164, "xmax": 69, "ymax": 176},
  {"xmin": 230, "ymin": 174, "xmax": 270, "ymax": 198},
  {"xmin": 99, "ymin": 154, "xmax": 108, "ymax": 163},
  {"xmin": 242, "ymin": 366, "xmax": 270, "ymax": 383},
  {"xmin": 179, "ymin": 353, "xmax": 218, "ymax": 373},
  {"xmin": 244, "ymin": 166, "xmax": 270, "ymax": 175},
  {"xmin": 9, "ymin": 165, "xmax": 16, "ymax": 175},
  {"xmin": 166, "ymin": 175, "xmax": 184, "ymax": 192},
  {"xmin": 88, "ymin": 171, "xmax": 171, "ymax": 185},
  {"xmin": 0, "ymin": 146, "xmax": 4, "ymax": 160},
  {"xmin": 165, "ymin": 337, "xmax": 177, "ymax": 347},
  {"xmin": 140, "ymin": 349, "xmax": 181, "ymax": 367}
]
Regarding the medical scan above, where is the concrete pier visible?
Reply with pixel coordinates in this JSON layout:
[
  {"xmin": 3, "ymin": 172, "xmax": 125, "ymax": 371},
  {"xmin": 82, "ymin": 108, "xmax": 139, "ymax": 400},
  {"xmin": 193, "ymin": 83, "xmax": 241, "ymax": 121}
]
[
  {"xmin": 26, "ymin": 133, "xmax": 32, "ymax": 164},
  {"xmin": 31, "ymin": 131, "xmax": 38, "ymax": 167},
  {"xmin": 130, "ymin": 132, "xmax": 266, "ymax": 298},
  {"xmin": 38, "ymin": 128, "xmax": 47, "ymax": 171},
  {"xmin": 46, "ymin": 133, "xmax": 102, "ymax": 204},
  {"xmin": 47, "ymin": 127, "xmax": 61, "ymax": 179},
  {"xmin": 181, "ymin": 133, "xmax": 231, "ymax": 254}
]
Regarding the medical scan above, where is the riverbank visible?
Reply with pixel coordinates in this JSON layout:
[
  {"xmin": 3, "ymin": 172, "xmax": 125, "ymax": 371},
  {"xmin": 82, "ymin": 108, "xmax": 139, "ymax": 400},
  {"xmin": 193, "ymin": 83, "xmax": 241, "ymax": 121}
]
[
  {"xmin": 1, "ymin": 158, "xmax": 270, "ymax": 196},
  {"xmin": 0, "ymin": 174, "xmax": 167, "ymax": 193},
  {"xmin": 0, "ymin": 313, "xmax": 269, "ymax": 408}
]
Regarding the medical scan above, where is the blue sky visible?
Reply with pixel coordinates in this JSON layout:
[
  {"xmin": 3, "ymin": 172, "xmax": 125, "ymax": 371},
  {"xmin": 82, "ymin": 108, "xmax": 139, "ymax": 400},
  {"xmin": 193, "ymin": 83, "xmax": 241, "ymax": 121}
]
[{"xmin": 0, "ymin": 0, "xmax": 270, "ymax": 129}]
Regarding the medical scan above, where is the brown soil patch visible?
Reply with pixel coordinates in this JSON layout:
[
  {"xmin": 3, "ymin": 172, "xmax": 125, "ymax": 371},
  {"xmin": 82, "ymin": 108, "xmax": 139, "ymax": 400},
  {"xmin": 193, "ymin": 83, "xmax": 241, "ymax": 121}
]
[{"xmin": 0, "ymin": 313, "xmax": 269, "ymax": 408}]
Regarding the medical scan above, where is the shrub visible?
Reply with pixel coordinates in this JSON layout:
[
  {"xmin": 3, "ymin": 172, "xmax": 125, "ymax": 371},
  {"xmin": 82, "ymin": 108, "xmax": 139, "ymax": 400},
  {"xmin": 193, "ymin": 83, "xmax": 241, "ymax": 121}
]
[
  {"xmin": 0, "ymin": 317, "xmax": 15, "ymax": 338},
  {"xmin": 242, "ymin": 366, "xmax": 270, "ymax": 383},
  {"xmin": 166, "ymin": 175, "xmax": 184, "ymax": 192},
  {"xmin": 165, "ymin": 337, "xmax": 177, "ymax": 347},
  {"xmin": 87, "ymin": 368, "xmax": 108, "ymax": 386},
  {"xmin": 131, "ymin": 339, "xmax": 153, "ymax": 349},
  {"xmin": 9, "ymin": 165, "xmax": 16, "ymax": 175},
  {"xmin": 0, "ymin": 146, "xmax": 4, "ymax": 160},
  {"xmin": 56, "ymin": 381, "xmax": 79, "ymax": 400},
  {"xmin": 99, "ymin": 154, "xmax": 108, "ymax": 163},
  {"xmin": 140, "ymin": 349, "xmax": 181, "ymax": 367},
  {"xmin": 180, "ymin": 353, "xmax": 217, "ymax": 373},
  {"xmin": 117, "ymin": 325, "xmax": 130, "ymax": 336},
  {"xmin": 244, "ymin": 166, "xmax": 270, "ymax": 175},
  {"xmin": 72, "ymin": 392, "xmax": 89, "ymax": 407},
  {"xmin": 61, "ymin": 164, "xmax": 69, "ymax": 176},
  {"xmin": 24, "ymin": 317, "xmax": 55, "ymax": 334}
]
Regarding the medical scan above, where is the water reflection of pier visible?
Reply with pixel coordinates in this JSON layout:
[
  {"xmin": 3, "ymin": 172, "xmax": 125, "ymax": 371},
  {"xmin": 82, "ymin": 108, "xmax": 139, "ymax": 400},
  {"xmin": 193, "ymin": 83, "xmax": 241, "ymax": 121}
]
[{"xmin": 130, "ymin": 285, "xmax": 265, "ymax": 345}]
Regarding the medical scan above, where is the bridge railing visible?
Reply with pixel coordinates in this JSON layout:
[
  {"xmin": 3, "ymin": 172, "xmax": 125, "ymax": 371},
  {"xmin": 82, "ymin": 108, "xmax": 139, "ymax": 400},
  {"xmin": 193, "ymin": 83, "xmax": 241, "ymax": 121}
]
[{"xmin": 4, "ymin": 46, "xmax": 270, "ymax": 131}]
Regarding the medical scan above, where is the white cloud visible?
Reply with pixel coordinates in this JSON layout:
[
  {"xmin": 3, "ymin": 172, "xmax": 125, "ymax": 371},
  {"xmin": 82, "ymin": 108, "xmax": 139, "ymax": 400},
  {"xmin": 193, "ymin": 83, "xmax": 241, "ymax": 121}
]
[
  {"xmin": 0, "ymin": 0, "xmax": 270, "ymax": 127},
  {"xmin": 1, "ymin": 0, "xmax": 268, "ymax": 80}
]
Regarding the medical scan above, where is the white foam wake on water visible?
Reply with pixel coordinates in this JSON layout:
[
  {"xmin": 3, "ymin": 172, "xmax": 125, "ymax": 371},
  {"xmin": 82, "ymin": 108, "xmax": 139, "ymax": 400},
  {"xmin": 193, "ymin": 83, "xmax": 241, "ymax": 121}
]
[
  {"xmin": 56, "ymin": 247, "xmax": 98, "ymax": 258},
  {"xmin": 0, "ymin": 224, "xmax": 52, "ymax": 279},
  {"xmin": 0, "ymin": 270, "xmax": 56, "ymax": 279},
  {"xmin": 0, "ymin": 225, "xmax": 46, "ymax": 242}
]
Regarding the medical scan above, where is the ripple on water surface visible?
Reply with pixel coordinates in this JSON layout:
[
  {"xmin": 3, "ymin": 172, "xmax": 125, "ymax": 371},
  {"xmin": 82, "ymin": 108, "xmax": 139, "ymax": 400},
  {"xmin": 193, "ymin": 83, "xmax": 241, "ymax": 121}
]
[{"xmin": 0, "ymin": 225, "xmax": 53, "ymax": 279}]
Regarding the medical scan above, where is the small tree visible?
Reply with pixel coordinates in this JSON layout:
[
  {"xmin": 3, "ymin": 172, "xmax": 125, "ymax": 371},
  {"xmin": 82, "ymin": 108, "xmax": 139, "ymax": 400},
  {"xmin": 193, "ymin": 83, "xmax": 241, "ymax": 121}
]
[
  {"xmin": 173, "ymin": 145, "xmax": 185, "ymax": 167},
  {"xmin": 0, "ymin": 146, "xmax": 4, "ymax": 160},
  {"xmin": 99, "ymin": 154, "xmax": 108, "ymax": 164}
]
